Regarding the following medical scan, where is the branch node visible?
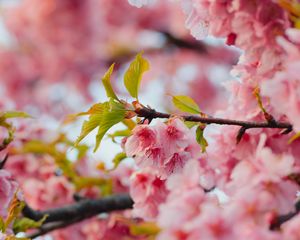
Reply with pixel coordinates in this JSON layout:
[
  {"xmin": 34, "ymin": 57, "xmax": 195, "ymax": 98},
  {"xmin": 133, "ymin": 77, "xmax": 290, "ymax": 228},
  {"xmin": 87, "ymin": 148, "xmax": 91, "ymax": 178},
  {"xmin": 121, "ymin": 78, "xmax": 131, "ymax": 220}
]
[
  {"xmin": 281, "ymin": 126, "xmax": 293, "ymax": 135},
  {"xmin": 236, "ymin": 126, "xmax": 248, "ymax": 144},
  {"xmin": 0, "ymin": 154, "xmax": 9, "ymax": 169}
]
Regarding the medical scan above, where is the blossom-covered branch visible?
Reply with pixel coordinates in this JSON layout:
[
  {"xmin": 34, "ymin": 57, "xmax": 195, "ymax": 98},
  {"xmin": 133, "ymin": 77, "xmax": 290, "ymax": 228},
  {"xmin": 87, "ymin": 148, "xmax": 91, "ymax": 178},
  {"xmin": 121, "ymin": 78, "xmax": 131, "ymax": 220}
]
[{"xmin": 23, "ymin": 194, "xmax": 133, "ymax": 238}]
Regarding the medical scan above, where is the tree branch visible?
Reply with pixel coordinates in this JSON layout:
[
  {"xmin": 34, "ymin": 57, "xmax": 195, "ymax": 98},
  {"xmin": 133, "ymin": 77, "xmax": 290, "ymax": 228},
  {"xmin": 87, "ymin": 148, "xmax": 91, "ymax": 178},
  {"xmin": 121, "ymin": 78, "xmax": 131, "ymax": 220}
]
[
  {"xmin": 23, "ymin": 193, "xmax": 133, "ymax": 238},
  {"xmin": 27, "ymin": 219, "xmax": 80, "ymax": 239},
  {"xmin": 0, "ymin": 154, "xmax": 8, "ymax": 169},
  {"xmin": 135, "ymin": 106, "xmax": 293, "ymax": 133},
  {"xmin": 270, "ymin": 200, "xmax": 300, "ymax": 230},
  {"xmin": 161, "ymin": 31, "xmax": 208, "ymax": 54},
  {"xmin": 105, "ymin": 31, "xmax": 208, "ymax": 65}
]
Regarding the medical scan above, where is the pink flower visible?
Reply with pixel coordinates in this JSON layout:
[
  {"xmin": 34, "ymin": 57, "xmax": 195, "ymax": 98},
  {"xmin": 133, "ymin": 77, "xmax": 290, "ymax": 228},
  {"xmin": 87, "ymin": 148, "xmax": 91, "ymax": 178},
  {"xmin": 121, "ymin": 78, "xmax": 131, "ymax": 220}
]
[
  {"xmin": 130, "ymin": 168, "xmax": 168, "ymax": 220},
  {"xmin": 181, "ymin": 0, "xmax": 289, "ymax": 83},
  {"xmin": 158, "ymin": 119, "xmax": 190, "ymax": 152},
  {"xmin": 282, "ymin": 214, "xmax": 300, "ymax": 240},
  {"xmin": 158, "ymin": 188, "xmax": 204, "ymax": 231},
  {"xmin": 261, "ymin": 29, "xmax": 300, "ymax": 131},
  {"xmin": 234, "ymin": 223, "xmax": 281, "ymax": 240},
  {"xmin": 22, "ymin": 176, "xmax": 74, "ymax": 209},
  {"xmin": 125, "ymin": 124, "xmax": 157, "ymax": 160},
  {"xmin": 167, "ymin": 159, "xmax": 214, "ymax": 193},
  {"xmin": 255, "ymin": 146, "xmax": 295, "ymax": 182},
  {"xmin": 0, "ymin": 170, "xmax": 18, "ymax": 218},
  {"xmin": 125, "ymin": 119, "xmax": 201, "ymax": 179}
]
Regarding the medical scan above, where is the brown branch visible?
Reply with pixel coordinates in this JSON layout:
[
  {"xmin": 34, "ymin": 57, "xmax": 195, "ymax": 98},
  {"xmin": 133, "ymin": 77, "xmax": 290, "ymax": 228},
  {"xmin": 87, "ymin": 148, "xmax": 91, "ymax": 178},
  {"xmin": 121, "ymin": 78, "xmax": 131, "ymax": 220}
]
[
  {"xmin": 161, "ymin": 31, "xmax": 208, "ymax": 54},
  {"xmin": 0, "ymin": 154, "xmax": 8, "ymax": 169},
  {"xmin": 270, "ymin": 200, "xmax": 300, "ymax": 230},
  {"xmin": 135, "ymin": 106, "xmax": 293, "ymax": 133},
  {"xmin": 27, "ymin": 219, "xmax": 80, "ymax": 239},
  {"xmin": 23, "ymin": 193, "xmax": 133, "ymax": 238},
  {"xmin": 105, "ymin": 31, "xmax": 208, "ymax": 66}
]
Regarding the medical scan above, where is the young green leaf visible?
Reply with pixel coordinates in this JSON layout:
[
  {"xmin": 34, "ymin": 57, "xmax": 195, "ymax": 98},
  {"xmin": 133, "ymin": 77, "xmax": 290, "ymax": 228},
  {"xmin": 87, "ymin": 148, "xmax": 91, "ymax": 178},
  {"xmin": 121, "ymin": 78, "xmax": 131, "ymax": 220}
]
[
  {"xmin": 108, "ymin": 129, "xmax": 131, "ymax": 142},
  {"xmin": 3, "ymin": 111, "xmax": 32, "ymax": 119},
  {"xmin": 172, "ymin": 95, "xmax": 201, "ymax": 114},
  {"xmin": 111, "ymin": 152, "xmax": 127, "ymax": 170},
  {"xmin": 253, "ymin": 87, "xmax": 267, "ymax": 114},
  {"xmin": 0, "ymin": 217, "xmax": 5, "ymax": 232},
  {"xmin": 185, "ymin": 121, "xmax": 198, "ymax": 129},
  {"xmin": 288, "ymin": 132, "xmax": 300, "ymax": 144},
  {"xmin": 75, "ymin": 100, "xmax": 126, "ymax": 152},
  {"xmin": 75, "ymin": 103, "xmax": 106, "ymax": 145},
  {"xmin": 94, "ymin": 99, "xmax": 126, "ymax": 151},
  {"xmin": 124, "ymin": 52, "xmax": 149, "ymax": 99},
  {"xmin": 13, "ymin": 215, "xmax": 48, "ymax": 233},
  {"xmin": 5, "ymin": 195, "xmax": 25, "ymax": 230},
  {"xmin": 130, "ymin": 222, "xmax": 160, "ymax": 237},
  {"xmin": 196, "ymin": 125, "xmax": 208, "ymax": 153},
  {"xmin": 73, "ymin": 176, "xmax": 107, "ymax": 191},
  {"xmin": 0, "ymin": 110, "xmax": 32, "ymax": 150},
  {"xmin": 101, "ymin": 63, "xmax": 119, "ymax": 101}
]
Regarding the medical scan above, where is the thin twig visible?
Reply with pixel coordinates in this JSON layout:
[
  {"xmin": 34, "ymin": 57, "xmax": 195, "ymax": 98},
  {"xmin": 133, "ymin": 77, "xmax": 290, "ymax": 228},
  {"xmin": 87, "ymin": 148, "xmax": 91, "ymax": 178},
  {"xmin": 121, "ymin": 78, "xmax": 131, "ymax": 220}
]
[
  {"xmin": 135, "ymin": 107, "xmax": 293, "ymax": 132},
  {"xmin": 270, "ymin": 200, "xmax": 300, "ymax": 230},
  {"xmin": 161, "ymin": 31, "xmax": 208, "ymax": 54},
  {"xmin": 0, "ymin": 154, "xmax": 8, "ymax": 169},
  {"xmin": 27, "ymin": 219, "xmax": 81, "ymax": 239},
  {"xmin": 106, "ymin": 31, "xmax": 208, "ymax": 65}
]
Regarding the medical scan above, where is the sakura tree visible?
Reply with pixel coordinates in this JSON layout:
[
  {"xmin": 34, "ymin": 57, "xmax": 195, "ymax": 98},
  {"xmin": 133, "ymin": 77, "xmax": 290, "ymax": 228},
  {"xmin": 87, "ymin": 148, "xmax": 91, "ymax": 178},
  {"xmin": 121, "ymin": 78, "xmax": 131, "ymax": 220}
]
[{"xmin": 1, "ymin": 0, "xmax": 300, "ymax": 239}]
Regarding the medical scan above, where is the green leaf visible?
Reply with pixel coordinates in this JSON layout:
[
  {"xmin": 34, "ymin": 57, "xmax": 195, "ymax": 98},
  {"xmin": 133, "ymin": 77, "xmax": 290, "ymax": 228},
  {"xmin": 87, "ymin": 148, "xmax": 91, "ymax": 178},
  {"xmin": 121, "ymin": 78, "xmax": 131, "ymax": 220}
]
[
  {"xmin": 124, "ymin": 52, "xmax": 150, "ymax": 99},
  {"xmin": 196, "ymin": 125, "xmax": 208, "ymax": 153},
  {"xmin": 2, "ymin": 111, "xmax": 32, "ymax": 119},
  {"xmin": 99, "ymin": 179, "xmax": 113, "ymax": 196},
  {"xmin": 185, "ymin": 121, "xmax": 198, "ymax": 129},
  {"xmin": 5, "ymin": 195, "xmax": 25, "ymax": 230},
  {"xmin": 94, "ymin": 100, "xmax": 126, "ymax": 152},
  {"xmin": 75, "ymin": 100, "xmax": 126, "ymax": 152},
  {"xmin": 288, "ymin": 132, "xmax": 300, "ymax": 144},
  {"xmin": 130, "ymin": 222, "xmax": 160, "ymax": 237},
  {"xmin": 0, "ymin": 126, "xmax": 14, "ymax": 151},
  {"xmin": 73, "ymin": 177, "xmax": 107, "ymax": 191},
  {"xmin": 0, "ymin": 110, "xmax": 32, "ymax": 151},
  {"xmin": 108, "ymin": 129, "xmax": 131, "ymax": 142},
  {"xmin": 4, "ymin": 236, "xmax": 29, "ymax": 240},
  {"xmin": 172, "ymin": 95, "xmax": 201, "ymax": 114},
  {"xmin": 76, "ymin": 144, "xmax": 89, "ymax": 160},
  {"xmin": 0, "ymin": 217, "xmax": 5, "ymax": 233},
  {"xmin": 253, "ymin": 87, "xmax": 267, "ymax": 114},
  {"xmin": 13, "ymin": 215, "xmax": 48, "ymax": 233},
  {"xmin": 101, "ymin": 63, "xmax": 119, "ymax": 101},
  {"xmin": 75, "ymin": 103, "xmax": 106, "ymax": 145},
  {"xmin": 122, "ymin": 119, "xmax": 136, "ymax": 130},
  {"xmin": 111, "ymin": 152, "xmax": 127, "ymax": 170}
]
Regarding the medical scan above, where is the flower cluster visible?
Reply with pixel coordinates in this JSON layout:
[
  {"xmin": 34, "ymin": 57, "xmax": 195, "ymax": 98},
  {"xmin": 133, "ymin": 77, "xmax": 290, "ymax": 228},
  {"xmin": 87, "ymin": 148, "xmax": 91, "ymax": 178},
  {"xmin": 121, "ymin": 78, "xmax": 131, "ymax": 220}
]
[{"xmin": 125, "ymin": 1, "xmax": 300, "ymax": 239}]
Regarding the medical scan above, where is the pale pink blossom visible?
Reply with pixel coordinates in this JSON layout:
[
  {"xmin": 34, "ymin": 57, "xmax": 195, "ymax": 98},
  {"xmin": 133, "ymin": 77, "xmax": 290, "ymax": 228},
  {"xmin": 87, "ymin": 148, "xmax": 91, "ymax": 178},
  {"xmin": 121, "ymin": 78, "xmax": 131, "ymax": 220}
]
[
  {"xmin": 130, "ymin": 168, "xmax": 168, "ymax": 220},
  {"xmin": 22, "ymin": 176, "xmax": 74, "ymax": 209},
  {"xmin": 261, "ymin": 29, "xmax": 300, "ymax": 131},
  {"xmin": 282, "ymin": 214, "xmax": 300, "ymax": 240},
  {"xmin": 125, "ymin": 119, "xmax": 200, "ymax": 179},
  {"xmin": 0, "ymin": 170, "xmax": 18, "ymax": 218}
]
